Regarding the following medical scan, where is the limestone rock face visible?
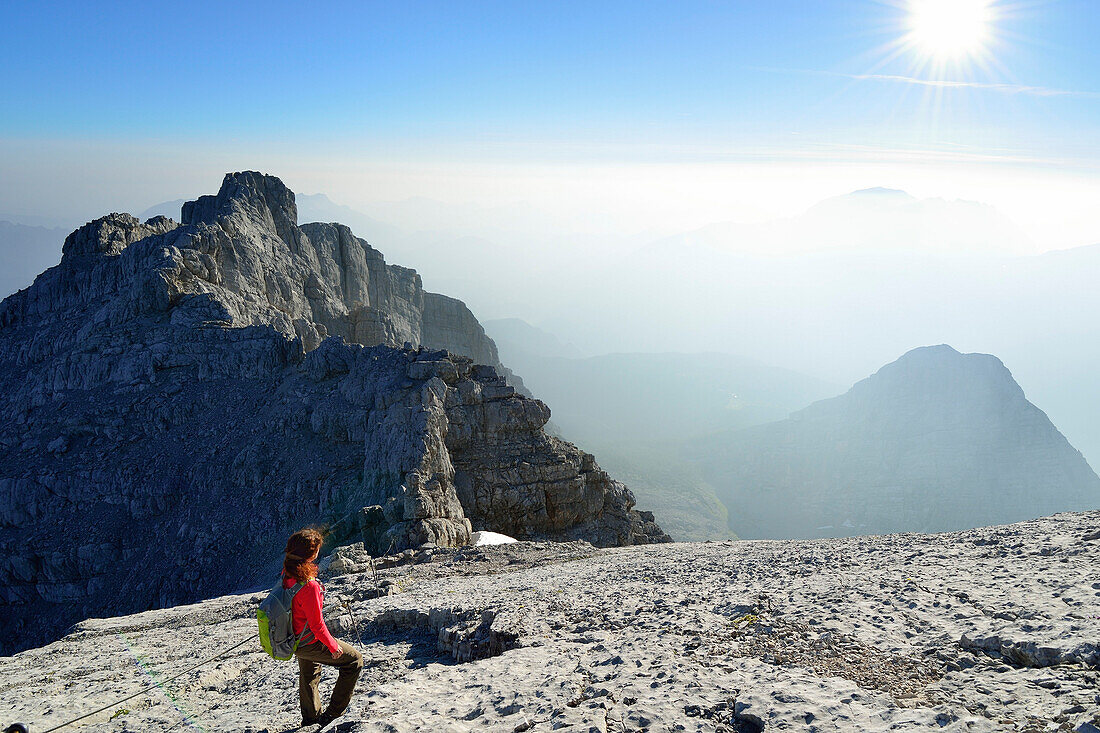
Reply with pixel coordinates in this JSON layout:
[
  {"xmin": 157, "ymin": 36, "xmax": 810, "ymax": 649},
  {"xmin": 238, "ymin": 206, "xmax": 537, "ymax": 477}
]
[
  {"xmin": 421, "ymin": 292, "xmax": 499, "ymax": 367},
  {"xmin": 693, "ymin": 345, "xmax": 1100, "ymax": 539},
  {"xmin": 0, "ymin": 171, "xmax": 667, "ymax": 655}
]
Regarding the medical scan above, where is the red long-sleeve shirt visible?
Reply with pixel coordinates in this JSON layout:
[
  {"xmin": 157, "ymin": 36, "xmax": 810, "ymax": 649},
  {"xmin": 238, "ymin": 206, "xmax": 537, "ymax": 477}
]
[{"xmin": 283, "ymin": 575, "xmax": 339, "ymax": 655}]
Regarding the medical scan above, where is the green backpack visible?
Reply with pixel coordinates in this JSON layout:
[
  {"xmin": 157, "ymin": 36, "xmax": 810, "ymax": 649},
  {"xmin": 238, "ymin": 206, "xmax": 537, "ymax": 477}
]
[{"xmin": 257, "ymin": 578, "xmax": 315, "ymax": 660}]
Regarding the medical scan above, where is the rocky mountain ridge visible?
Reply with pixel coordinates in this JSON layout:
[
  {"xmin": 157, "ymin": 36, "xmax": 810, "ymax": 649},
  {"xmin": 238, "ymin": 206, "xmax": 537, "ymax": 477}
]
[{"xmin": 0, "ymin": 171, "xmax": 667, "ymax": 656}]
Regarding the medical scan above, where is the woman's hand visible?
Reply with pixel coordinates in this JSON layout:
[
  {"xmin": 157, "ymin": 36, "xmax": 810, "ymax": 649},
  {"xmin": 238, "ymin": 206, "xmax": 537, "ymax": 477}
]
[{"xmin": 330, "ymin": 646, "xmax": 342, "ymax": 659}]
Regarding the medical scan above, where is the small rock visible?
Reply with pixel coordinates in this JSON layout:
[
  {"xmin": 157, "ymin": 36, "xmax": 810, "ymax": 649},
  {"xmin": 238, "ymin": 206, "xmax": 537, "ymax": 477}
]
[{"xmin": 46, "ymin": 436, "xmax": 69, "ymax": 454}]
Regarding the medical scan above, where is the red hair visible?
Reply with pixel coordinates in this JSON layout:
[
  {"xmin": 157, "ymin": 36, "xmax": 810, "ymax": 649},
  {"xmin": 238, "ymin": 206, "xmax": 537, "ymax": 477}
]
[{"xmin": 283, "ymin": 527, "xmax": 324, "ymax": 582}]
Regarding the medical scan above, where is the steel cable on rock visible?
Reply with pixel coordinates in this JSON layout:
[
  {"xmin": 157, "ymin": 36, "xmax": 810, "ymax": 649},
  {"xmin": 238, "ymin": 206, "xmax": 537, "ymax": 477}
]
[
  {"xmin": 36, "ymin": 636, "xmax": 254, "ymax": 733},
  {"xmin": 29, "ymin": 593, "xmax": 367, "ymax": 732},
  {"xmin": 159, "ymin": 658, "xmax": 283, "ymax": 733}
]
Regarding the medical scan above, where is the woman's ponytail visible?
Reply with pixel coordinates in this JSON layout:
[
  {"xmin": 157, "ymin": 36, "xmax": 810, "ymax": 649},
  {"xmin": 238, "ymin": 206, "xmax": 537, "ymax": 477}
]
[{"xmin": 284, "ymin": 527, "xmax": 325, "ymax": 582}]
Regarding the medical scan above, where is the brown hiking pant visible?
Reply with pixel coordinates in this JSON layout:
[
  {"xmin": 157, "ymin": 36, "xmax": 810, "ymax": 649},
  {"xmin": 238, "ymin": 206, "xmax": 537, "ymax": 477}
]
[{"xmin": 294, "ymin": 639, "xmax": 364, "ymax": 720}]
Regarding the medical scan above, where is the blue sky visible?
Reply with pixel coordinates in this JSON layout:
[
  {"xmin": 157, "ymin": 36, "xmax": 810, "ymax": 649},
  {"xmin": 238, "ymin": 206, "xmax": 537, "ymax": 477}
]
[
  {"xmin": 3, "ymin": 1, "xmax": 1096, "ymax": 148},
  {"xmin": 2, "ymin": 1, "xmax": 1099, "ymax": 244}
]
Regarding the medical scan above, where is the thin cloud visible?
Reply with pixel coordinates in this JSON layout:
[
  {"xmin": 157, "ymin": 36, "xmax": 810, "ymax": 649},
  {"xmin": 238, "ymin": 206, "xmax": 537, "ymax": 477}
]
[
  {"xmin": 751, "ymin": 65, "xmax": 1100, "ymax": 98},
  {"xmin": 841, "ymin": 72, "xmax": 1099, "ymax": 97}
]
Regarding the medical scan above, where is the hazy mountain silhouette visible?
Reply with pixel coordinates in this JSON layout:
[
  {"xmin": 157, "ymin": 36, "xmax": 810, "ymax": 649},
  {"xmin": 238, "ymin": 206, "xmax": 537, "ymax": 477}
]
[
  {"xmin": 487, "ymin": 318, "xmax": 840, "ymax": 540},
  {"xmin": 643, "ymin": 187, "xmax": 1033, "ymax": 258},
  {"xmin": 0, "ymin": 221, "xmax": 67, "ymax": 297},
  {"xmin": 688, "ymin": 345, "xmax": 1100, "ymax": 539},
  {"xmin": 484, "ymin": 318, "xmax": 585, "ymax": 359},
  {"xmin": 139, "ymin": 199, "xmax": 187, "ymax": 221}
]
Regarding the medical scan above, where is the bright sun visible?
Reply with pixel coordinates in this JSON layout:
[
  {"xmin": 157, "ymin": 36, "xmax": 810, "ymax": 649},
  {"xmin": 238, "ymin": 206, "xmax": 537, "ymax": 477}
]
[{"xmin": 908, "ymin": 0, "xmax": 992, "ymax": 60}]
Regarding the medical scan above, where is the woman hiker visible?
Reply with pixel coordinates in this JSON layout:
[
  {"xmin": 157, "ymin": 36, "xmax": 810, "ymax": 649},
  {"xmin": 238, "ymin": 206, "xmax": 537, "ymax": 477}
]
[{"xmin": 283, "ymin": 528, "xmax": 364, "ymax": 727}]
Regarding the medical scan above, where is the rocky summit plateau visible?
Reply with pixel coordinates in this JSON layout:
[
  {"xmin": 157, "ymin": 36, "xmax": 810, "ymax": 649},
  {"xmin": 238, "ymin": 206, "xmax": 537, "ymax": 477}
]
[
  {"xmin": 0, "ymin": 512, "xmax": 1098, "ymax": 731},
  {"xmin": 0, "ymin": 171, "xmax": 668, "ymax": 657}
]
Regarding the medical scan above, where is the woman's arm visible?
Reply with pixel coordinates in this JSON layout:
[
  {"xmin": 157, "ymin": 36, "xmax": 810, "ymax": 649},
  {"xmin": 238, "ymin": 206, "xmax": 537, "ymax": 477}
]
[{"xmin": 300, "ymin": 580, "xmax": 340, "ymax": 655}]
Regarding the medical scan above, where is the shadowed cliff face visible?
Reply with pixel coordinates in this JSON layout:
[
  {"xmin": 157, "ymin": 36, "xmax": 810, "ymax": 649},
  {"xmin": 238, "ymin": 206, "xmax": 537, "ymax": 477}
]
[
  {"xmin": 692, "ymin": 345, "xmax": 1100, "ymax": 539},
  {"xmin": 0, "ymin": 171, "xmax": 668, "ymax": 656}
]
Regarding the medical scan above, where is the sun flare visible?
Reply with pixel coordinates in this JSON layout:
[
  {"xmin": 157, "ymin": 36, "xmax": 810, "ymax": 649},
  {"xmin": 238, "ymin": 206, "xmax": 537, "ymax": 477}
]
[{"xmin": 908, "ymin": 0, "xmax": 992, "ymax": 60}]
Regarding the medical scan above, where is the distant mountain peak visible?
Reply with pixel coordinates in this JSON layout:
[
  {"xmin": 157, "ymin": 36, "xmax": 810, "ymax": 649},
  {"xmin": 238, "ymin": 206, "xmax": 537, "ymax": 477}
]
[
  {"xmin": 828, "ymin": 344, "xmax": 1020, "ymax": 417},
  {"xmin": 901, "ymin": 343, "xmax": 958, "ymax": 356},
  {"xmin": 847, "ymin": 187, "xmax": 914, "ymax": 199},
  {"xmin": 867, "ymin": 343, "xmax": 1008, "ymax": 382},
  {"xmin": 695, "ymin": 344, "xmax": 1100, "ymax": 539}
]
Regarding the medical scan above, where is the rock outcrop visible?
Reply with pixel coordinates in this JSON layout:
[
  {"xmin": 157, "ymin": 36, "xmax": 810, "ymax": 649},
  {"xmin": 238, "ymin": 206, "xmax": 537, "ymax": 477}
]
[
  {"xmin": 0, "ymin": 171, "xmax": 667, "ymax": 655},
  {"xmin": 691, "ymin": 345, "xmax": 1100, "ymax": 539}
]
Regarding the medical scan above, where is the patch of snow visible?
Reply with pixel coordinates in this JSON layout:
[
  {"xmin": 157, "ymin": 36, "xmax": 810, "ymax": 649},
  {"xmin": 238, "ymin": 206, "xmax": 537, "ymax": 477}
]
[{"xmin": 472, "ymin": 531, "xmax": 518, "ymax": 546}]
